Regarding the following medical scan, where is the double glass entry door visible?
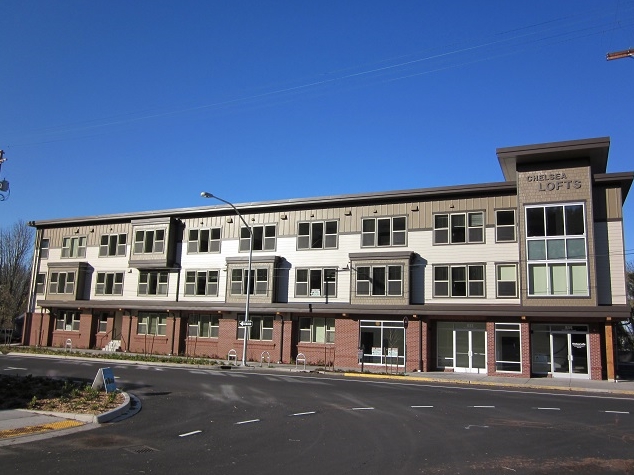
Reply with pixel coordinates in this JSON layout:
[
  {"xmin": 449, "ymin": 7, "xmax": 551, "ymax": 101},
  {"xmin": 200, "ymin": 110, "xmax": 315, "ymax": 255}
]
[
  {"xmin": 552, "ymin": 332, "xmax": 589, "ymax": 377},
  {"xmin": 454, "ymin": 329, "xmax": 486, "ymax": 373}
]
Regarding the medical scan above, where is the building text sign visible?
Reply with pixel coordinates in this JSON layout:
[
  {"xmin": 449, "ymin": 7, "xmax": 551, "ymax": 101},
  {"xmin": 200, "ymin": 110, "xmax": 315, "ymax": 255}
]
[{"xmin": 526, "ymin": 172, "xmax": 581, "ymax": 192}]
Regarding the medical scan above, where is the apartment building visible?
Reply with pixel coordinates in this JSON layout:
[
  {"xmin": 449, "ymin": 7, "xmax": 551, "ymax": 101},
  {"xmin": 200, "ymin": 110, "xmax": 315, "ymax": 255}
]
[{"xmin": 23, "ymin": 137, "xmax": 633, "ymax": 380}]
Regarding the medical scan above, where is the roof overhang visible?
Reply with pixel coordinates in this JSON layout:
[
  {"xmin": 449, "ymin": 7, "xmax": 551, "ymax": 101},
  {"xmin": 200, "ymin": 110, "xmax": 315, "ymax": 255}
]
[{"xmin": 497, "ymin": 137, "xmax": 610, "ymax": 182}]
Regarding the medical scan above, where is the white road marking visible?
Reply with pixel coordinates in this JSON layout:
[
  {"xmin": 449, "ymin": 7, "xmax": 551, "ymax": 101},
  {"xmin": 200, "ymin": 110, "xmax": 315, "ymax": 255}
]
[
  {"xmin": 4, "ymin": 367, "xmax": 27, "ymax": 371},
  {"xmin": 536, "ymin": 407, "xmax": 560, "ymax": 411},
  {"xmin": 179, "ymin": 430, "xmax": 202, "ymax": 437},
  {"xmin": 471, "ymin": 406, "xmax": 495, "ymax": 408},
  {"xmin": 465, "ymin": 425, "xmax": 489, "ymax": 429},
  {"xmin": 411, "ymin": 405, "xmax": 434, "ymax": 408},
  {"xmin": 235, "ymin": 419, "xmax": 260, "ymax": 425},
  {"xmin": 351, "ymin": 407, "xmax": 374, "ymax": 411},
  {"xmin": 603, "ymin": 410, "xmax": 629, "ymax": 414},
  {"xmin": 290, "ymin": 411, "xmax": 316, "ymax": 417}
]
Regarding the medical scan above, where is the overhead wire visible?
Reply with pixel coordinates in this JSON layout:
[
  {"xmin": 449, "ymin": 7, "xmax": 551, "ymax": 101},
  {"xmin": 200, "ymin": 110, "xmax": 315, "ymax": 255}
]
[{"xmin": 4, "ymin": 2, "xmax": 634, "ymax": 148}]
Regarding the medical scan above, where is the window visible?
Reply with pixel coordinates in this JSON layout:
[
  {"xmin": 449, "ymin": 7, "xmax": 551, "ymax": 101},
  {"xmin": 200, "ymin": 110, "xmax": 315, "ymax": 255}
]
[
  {"xmin": 185, "ymin": 270, "xmax": 219, "ymax": 296},
  {"xmin": 138, "ymin": 271, "xmax": 169, "ymax": 296},
  {"xmin": 240, "ymin": 225, "xmax": 276, "ymax": 252},
  {"xmin": 237, "ymin": 315, "xmax": 273, "ymax": 341},
  {"xmin": 495, "ymin": 323, "xmax": 521, "ymax": 372},
  {"xmin": 297, "ymin": 221, "xmax": 338, "ymax": 249},
  {"xmin": 187, "ymin": 228, "xmax": 221, "ymax": 253},
  {"xmin": 230, "ymin": 268, "xmax": 268, "ymax": 295},
  {"xmin": 133, "ymin": 229, "xmax": 165, "ymax": 254},
  {"xmin": 55, "ymin": 311, "xmax": 80, "ymax": 331},
  {"xmin": 361, "ymin": 217, "xmax": 406, "ymax": 247},
  {"xmin": 496, "ymin": 264, "xmax": 518, "ymax": 298},
  {"xmin": 526, "ymin": 204, "xmax": 588, "ymax": 296},
  {"xmin": 188, "ymin": 314, "xmax": 219, "ymax": 338},
  {"xmin": 49, "ymin": 271, "xmax": 76, "ymax": 294},
  {"xmin": 299, "ymin": 317, "xmax": 335, "ymax": 343},
  {"xmin": 434, "ymin": 212, "xmax": 484, "ymax": 244},
  {"xmin": 95, "ymin": 272, "xmax": 124, "ymax": 295},
  {"xmin": 356, "ymin": 265, "xmax": 403, "ymax": 296},
  {"xmin": 40, "ymin": 239, "xmax": 50, "ymax": 259},
  {"xmin": 36, "ymin": 273, "xmax": 46, "ymax": 293},
  {"xmin": 496, "ymin": 210, "xmax": 516, "ymax": 242},
  {"xmin": 61, "ymin": 236, "xmax": 86, "ymax": 258},
  {"xmin": 98, "ymin": 314, "xmax": 108, "ymax": 333},
  {"xmin": 433, "ymin": 264, "xmax": 485, "ymax": 297},
  {"xmin": 137, "ymin": 312, "xmax": 167, "ymax": 335},
  {"xmin": 99, "ymin": 233, "xmax": 127, "ymax": 257},
  {"xmin": 295, "ymin": 268, "xmax": 336, "ymax": 297}
]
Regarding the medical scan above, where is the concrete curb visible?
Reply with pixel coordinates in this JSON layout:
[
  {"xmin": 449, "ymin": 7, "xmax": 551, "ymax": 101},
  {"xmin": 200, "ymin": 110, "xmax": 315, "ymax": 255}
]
[
  {"xmin": 96, "ymin": 391, "xmax": 131, "ymax": 423},
  {"xmin": 16, "ymin": 392, "xmax": 131, "ymax": 424},
  {"xmin": 341, "ymin": 372, "xmax": 634, "ymax": 396}
]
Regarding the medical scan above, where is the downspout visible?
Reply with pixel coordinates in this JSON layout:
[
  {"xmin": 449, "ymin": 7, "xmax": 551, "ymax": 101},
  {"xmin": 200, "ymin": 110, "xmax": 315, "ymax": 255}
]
[
  {"xmin": 419, "ymin": 317, "xmax": 423, "ymax": 372},
  {"xmin": 279, "ymin": 314, "xmax": 285, "ymax": 363}
]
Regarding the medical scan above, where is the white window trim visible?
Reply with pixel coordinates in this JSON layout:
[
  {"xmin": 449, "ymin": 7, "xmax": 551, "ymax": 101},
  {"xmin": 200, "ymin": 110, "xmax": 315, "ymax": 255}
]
[
  {"xmin": 187, "ymin": 228, "xmax": 221, "ymax": 254},
  {"xmin": 525, "ymin": 203, "xmax": 588, "ymax": 297},
  {"xmin": 432, "ymin": 264, "xmax": 486, "ymax": 298},
  {"xmin": 355, "ymin": 265, "xmax": 403, "ymax": 297},
  {"xmin": 184, "ymin": 270, "xmax": 219, "ymax": 296},
  {"xmin": 495, "ymin": 263, "xmax": 518, "ymax": 298},
  {"xmin": 433, "ymin": 211, "xmax": 485, "ymax": 244},
  {"xmin": 295, "ymin": 268, "xmax": 337, "ymax": 298},
  {"xmin": 297, "ymin": 220, "xmax": 338, "ymax": 250}
]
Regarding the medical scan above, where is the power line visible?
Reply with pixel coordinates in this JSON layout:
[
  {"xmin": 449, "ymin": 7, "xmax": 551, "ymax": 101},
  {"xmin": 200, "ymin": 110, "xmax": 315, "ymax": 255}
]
[{"xmin": 5, "ymin": 3, "xmax": 634, "ymax": 148}]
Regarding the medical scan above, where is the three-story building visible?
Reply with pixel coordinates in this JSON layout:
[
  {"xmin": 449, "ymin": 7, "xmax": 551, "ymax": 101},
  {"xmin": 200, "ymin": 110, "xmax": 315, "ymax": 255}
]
[{"xmin": 23, "ymin": 137, "xmax": 633, "ymax": 379}]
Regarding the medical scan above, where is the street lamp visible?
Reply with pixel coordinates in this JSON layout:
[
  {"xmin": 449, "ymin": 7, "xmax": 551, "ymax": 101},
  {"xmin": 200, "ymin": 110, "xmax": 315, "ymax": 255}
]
[{"xmin": 201, "ymin": 192, "xmax": 252, "ymax": 366}]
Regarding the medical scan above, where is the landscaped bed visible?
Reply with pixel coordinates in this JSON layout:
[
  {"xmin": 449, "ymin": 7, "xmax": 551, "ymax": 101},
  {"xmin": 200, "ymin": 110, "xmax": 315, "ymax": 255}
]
[{"xmin": 0, "ymin": 374, "xmax": 124, "ymax": 414}]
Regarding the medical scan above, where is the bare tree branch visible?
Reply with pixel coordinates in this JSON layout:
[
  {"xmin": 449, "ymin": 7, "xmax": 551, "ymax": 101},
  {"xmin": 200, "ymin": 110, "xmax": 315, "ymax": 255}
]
[{"xmin": 0, "ymin": 220, "xmax": 33, "ymax": 330}]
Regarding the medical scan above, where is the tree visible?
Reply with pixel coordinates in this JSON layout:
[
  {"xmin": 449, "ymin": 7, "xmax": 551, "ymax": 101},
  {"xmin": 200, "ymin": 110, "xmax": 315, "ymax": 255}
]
[{"xmin": 0, "ymin": 220, "xmax": 33, "ymax": 335}]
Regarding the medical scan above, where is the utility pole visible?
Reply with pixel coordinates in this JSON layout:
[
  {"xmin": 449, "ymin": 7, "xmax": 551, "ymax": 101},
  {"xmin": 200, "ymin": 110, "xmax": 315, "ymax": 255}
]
[
  {"xmin": 606, "ymin": 48, "xmax": 634, "ymax": 61},
  {"xmin": 0, "ymin": 150, "xmax": 9, "ymax": 199}
]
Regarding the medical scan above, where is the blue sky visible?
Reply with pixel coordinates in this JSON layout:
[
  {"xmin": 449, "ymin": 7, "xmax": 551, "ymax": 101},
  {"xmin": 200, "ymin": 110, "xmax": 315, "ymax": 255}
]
[{"xmin": 1, "ymin": 1, "xmax": 633, "ymax": 261}]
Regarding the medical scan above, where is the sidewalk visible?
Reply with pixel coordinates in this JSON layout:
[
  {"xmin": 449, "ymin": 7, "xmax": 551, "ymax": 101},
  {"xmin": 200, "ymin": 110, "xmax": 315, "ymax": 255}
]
[
  {"xmin": 3, "ymin": 349, "xmax": 634, "ymax": 445},
  {"xmin": 0, "ymin": 371, "xmax": 136, "ymax": 446}
]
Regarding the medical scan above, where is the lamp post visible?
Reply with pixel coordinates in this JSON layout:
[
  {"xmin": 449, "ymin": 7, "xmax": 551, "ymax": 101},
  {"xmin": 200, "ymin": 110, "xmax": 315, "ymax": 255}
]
[{"xmin": 201, "ymin": 192, "xmax": 252, "ymax": 366}]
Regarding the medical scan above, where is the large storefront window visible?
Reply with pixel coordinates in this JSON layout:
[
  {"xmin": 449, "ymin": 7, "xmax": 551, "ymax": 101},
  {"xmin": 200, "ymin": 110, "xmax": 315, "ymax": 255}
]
[
  {"xmin": 359, "ymin": 320, "xmax": 405, "ymax": 366},
  {"xmin": 495, "ymin": 323, "xmax": 521, "ymax": 372}
]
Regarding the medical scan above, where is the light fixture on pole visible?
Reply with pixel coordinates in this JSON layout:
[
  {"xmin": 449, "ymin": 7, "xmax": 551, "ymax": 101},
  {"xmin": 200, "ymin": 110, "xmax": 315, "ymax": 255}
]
[{"xmin": 201, "ymin": 191, "xmax": 252, "ymax": 366}]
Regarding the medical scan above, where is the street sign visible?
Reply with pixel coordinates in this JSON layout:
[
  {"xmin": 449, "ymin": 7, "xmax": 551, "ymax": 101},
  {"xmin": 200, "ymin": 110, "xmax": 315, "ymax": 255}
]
[{"xmin": 239, "ymin": 321, "xmax": 253, "ymax": 327}]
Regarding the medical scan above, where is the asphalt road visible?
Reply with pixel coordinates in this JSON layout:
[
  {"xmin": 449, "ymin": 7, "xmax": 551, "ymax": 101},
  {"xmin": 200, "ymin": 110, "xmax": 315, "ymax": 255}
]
[{"xmin": 2, "ymin": 354, "xmax": 634, "ymax": 474}]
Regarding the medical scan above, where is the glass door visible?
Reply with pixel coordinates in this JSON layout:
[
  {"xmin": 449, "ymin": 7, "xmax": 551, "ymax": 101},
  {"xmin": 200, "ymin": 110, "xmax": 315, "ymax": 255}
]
[
  {"xmin": 552, "ymin": 333, "xmax": 570, "ymax": 374},
  {"xmin": 454, "ymin": 329, "xmax": 486, "ymax": 373},
  {"xmin": 551, "ymin": 332, "xmax": 589, "ymax": 378},
  {"xmin": 570, "ymin": 333, "xmax": 589, "ymax": 375}
]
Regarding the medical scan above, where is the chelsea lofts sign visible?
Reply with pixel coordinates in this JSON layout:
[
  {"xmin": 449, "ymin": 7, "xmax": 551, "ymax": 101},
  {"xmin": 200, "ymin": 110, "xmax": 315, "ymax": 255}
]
[{"xmin": 526, "ymin": 172, "xmax": 582, "ymax": 192}]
